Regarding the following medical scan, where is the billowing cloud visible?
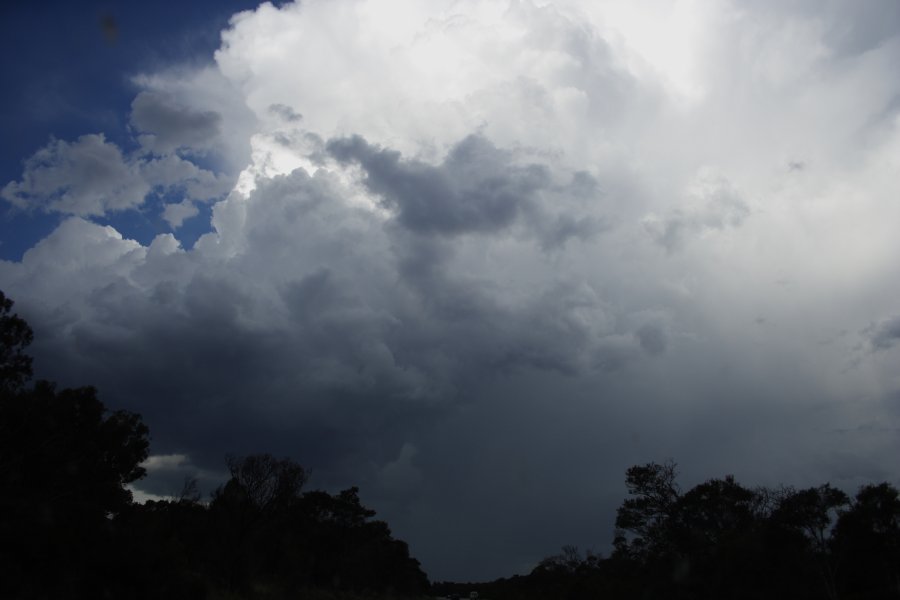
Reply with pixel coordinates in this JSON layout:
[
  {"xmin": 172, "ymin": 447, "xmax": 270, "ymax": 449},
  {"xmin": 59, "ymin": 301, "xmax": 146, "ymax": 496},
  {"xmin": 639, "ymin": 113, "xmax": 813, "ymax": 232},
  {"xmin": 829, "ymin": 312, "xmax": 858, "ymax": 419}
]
[
  {"xmin": 131, "ymin": 91, "xmax": 223, "ymax": 155},
  {"xmin": 1, "ymin": 58, "xmax": 254, "ymax": 230},
  {"xmin": 161, "ymin": 200, "xmax": 201, "ymax": 228},
  {"xmin": 3, "ymin": 0, "xmax": 900, "ymax": 582},
  {"xmin": 2, "ymin": 134, "xmax": 149, "ymax": 216},
  {"xmin": 328, "ymin": 134, "xmax": 551, "ymax": 236},
  {"xmin": 0, "ymin": 134, "xmax": 239, "ymax": 229},
  {"xmin": 140, "ymin": 154, "xmax": 234, "ymax": 201}
]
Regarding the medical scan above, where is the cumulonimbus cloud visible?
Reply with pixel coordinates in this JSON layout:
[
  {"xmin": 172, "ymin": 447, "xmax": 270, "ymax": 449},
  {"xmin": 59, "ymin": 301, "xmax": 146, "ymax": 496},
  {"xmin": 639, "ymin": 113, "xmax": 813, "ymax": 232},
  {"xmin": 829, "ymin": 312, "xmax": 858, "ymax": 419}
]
[{"xmin": 2, "ymin": 0, "xmax": 900, "ymax": 582}]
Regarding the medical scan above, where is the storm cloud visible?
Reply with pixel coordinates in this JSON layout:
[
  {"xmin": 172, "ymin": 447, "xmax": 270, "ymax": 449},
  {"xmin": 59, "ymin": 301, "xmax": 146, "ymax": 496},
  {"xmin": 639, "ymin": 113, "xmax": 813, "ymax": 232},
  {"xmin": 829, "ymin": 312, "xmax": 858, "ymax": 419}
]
[{"xmin": 3, "ymin": 0, "xmax": 900, "ymax": 582}]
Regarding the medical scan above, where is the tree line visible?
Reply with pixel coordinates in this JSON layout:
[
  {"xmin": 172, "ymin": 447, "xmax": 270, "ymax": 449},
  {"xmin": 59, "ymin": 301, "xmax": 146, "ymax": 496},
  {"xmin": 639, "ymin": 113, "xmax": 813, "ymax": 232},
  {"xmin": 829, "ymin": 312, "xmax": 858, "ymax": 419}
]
[
  {"xmin": 0, "ymin": 291, "xmax": 428, "ymax": 599},
  {"xmin": 436, "ymin": 461, "xmax": 900, "ymax": 600}
]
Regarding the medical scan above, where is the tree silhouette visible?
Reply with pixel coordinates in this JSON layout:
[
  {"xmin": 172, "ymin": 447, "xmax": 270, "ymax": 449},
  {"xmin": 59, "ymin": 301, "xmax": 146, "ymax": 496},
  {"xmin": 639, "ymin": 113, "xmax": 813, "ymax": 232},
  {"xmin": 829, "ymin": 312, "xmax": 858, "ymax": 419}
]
[
  {"xmin": 208, "ymin": 454, "xmax": 309, "ymax": 592},
  {"xmin": 0, "ymin": 290, "xmax": 33, "ymax": 392},
  {"xmin": 0, "ymin": 291, "xmax": 430, "ymax": 598},
  {"xmin": 225, "ymin": 452, "xmax": 309, "ymax": 510},
  {"xmin": 770, "ymin": 484, "xmax": 849, "ymax": 600},
  {"xmin": 295, "ymin": 486, "xmax": 429, "ymax": 595},
  {"xmin": 0, "ymin": 290, "xmax": 150, "ymax": 598},
  {"xmin": 613, "ymin": 460, "xmax": 681, "ymax": 561},
  {"xmin": 833, "ymin": 482, "xmax": 900, "ymax": 597},
  {"xmin": 669, "ymin": 476, "xmax": 763, "ymax": 597},
  {"xmin": 443, "ymin": 462, "xmax": 900, "ymax": 600},
  {"xmin": 205, "ymin": 456, "xmax": 428, "ymax": 596}
]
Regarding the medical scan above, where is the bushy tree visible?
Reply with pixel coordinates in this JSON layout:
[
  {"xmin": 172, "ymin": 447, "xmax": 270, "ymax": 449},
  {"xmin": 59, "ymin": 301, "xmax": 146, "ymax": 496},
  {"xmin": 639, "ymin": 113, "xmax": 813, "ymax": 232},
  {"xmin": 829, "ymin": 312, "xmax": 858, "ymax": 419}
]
[
  {"xmin": 768, "ymin": 484, "xmax": 849, "ymax": 600},
  {"xmin": 0, "ymin": 292, "xmax": 430, "ymax": 598},
  {"xmin": 205, "ymin": 455, "xmax": 429, "ymax": 597},
  {"xmin": 0, "ymin": 291, "xmax": 150, "ymax": 598},
  {"xmin": 833, "ymin": 482, "xmax": 900, "ymax": 597},
  {"xmin": 294, "ymin": 487, "xmax": 428, "ymax": 595},
  {"xmin": 0, "ymin": 290, "xmax": 33, "ymax": 392},
  {"xmin": 610, "ymin": 464, "xmax": 854, "ymax": 599},
  {"xmin": 613, "ymin": 460, "xmax": 681, "ymax": 561},
  {"xmin": 225, "ymin": 452, "xmax": 309, "ymax": 510}
]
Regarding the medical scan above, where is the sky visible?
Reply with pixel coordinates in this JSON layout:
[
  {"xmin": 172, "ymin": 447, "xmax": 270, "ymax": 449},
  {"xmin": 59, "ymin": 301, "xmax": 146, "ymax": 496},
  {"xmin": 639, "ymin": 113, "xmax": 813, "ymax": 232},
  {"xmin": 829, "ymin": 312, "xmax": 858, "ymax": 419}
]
[{"xmin": 2, "ymin": 0, "xmax": 900, "ymax": 582}]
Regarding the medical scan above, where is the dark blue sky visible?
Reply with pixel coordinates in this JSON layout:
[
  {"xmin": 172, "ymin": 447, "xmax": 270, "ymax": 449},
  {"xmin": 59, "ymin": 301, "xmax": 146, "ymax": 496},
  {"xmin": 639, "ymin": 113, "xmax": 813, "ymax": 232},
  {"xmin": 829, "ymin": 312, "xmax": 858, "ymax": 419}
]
[{"xmin": 0, "ymin": 0, "xmax": 259, "ymax": 260}]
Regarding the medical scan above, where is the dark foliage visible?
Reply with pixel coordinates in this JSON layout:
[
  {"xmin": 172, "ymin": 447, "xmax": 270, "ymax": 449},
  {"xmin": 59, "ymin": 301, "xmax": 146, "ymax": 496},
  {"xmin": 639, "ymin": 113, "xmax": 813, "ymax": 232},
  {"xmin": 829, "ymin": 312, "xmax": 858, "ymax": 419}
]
[
  {"xmin": 0, "ymin": 291, "xmax": 429, "ymax": 599},
  {"xmin": 439, "ymin": 464, "xmax": 900, "ymax": 600},
  {"xmin": 191, "ymin": 455, "xmax": 430, "ymax": 597},
  {"xmin": 832, "ymin": 483, "xmax": 900, "ymax": 598},
  {"xmin": 110, "ymin": 456, "xmax": 429, "ymax": 599},
  {"xmin": 0, "ymin": 290, "xmax": 33, "ymax": 393},
  {"xmin": 0, "ymin": 293, "xmax": 150, "ymax": 598}
]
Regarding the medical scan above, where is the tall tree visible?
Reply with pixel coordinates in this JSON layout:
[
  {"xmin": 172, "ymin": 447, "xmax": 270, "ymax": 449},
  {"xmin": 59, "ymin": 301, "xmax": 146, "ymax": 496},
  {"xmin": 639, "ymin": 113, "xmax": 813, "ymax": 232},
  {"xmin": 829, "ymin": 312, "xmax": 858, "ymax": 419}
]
[
  {"xmin": 771, "ymin": 484, "xmax": 849, "ymax": 600},
  {"xmin": 0, "ymin": 291, "xmax": 150, "ymax": 598},
  {"xmin": 670, "ymin": 476, "xmax": 764, "ymax": 597},
  {"xmin": 209, "ymin": 454, "xmax": 310, "ymax": 592},
  {"xmin": 613, "ymin": 461, "xmax": 681, "ymax": 561},
  {"xmin": 0, "ymin": 290, "xmax": 33, "ymax": 392},
  {"xmin": 225, "ymin": 452, "xmax": 309, "ymax": 511},
  {"xmin": 833, "ymin": 482, "xmax": 900, "ymax": 597}
]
